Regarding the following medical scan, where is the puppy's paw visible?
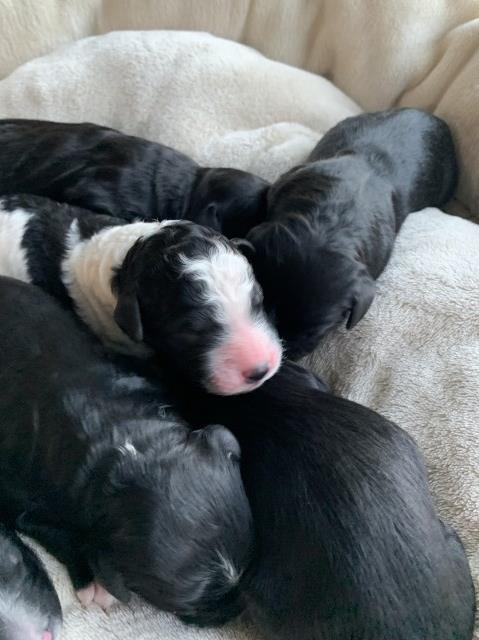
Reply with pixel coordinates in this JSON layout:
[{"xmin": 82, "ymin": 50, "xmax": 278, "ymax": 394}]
[
  {"xmin": 92, "ymin": 583, "xmax": 118, "ymax": 612},
  {"xmin": 76, "ymin": 583, "xmax": 95, "ymax": 608},
  {"xmin": 76, "ymin": 582, "xmax": 117, "ymax": 612}
]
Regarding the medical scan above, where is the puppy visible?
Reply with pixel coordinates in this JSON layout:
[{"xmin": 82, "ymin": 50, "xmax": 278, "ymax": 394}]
[
  {"xmin": 247, "ymin": 108, "xmax": 458, "ymax": 358},
  {"xmin": 172, "ymin": 361, "xmax": 476, "ymax": 640},
  {"xmin": 0, "ymin": 118, "xmax": 269, "ymax": 238},
  {"xmin": 0, "ymin": 193, "xmax": 281, "ymax": 394},
  {"xmin": 0, "ymin": 276, "xmax": 253, "ymax": 624},
  {"xmin": 0, "ymin": 524, "xmax": 62, "ymax": 640}
]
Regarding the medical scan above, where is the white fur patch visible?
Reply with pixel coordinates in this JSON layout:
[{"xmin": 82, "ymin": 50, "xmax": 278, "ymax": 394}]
[
  {"xmin": 180, "ymin": 239, "xmax": 256, "ymax": 327},
  {"xmin": 0, "ymin": 205, "xmax": 33, "ymax": 282},
  {"xmin": 216, "ymin": 550, "xmax": 241, "ymax": 585},
  {"xmin": 61, "ymin": 220, "xmax": 168, "ymax": 354},
  {"xmin": 117, "ymin": 440, "xmax": 138, "ymax": 457},
  {"xmin": 0, "ymin": 585, "xmax": 53, "ymax": 640}
]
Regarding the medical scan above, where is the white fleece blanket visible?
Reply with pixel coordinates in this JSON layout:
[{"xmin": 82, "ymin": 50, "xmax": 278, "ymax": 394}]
[{"xmin": 0, "ymin": 31, "xmax": 477, "ymax": 639}]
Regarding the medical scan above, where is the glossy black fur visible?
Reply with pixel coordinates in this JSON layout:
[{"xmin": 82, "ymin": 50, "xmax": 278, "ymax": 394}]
[
  {"xmin": 247, "ymin": 108, "xmax": 458, "ymax": 358},
  {"xmin": 0, "ymin": 119, "xmax": 269, "ymax": 238},
  {"xmin": 0, "ymin": 277, "xmax": 252, "ymax": 624},
  {"xmin": 170, "ymin": 362, "xmax": 475, "ymax": 640},
  {"xmin": 0, "ymin": 524, "xmax": 62, "ymax": 640},
  {"xmin": 112, "ymin": 222, "xmax": 268, "ymax": 386},
  {"xmin": 0, "ymin": 194, "xmax": 266, "ymax": 391}
]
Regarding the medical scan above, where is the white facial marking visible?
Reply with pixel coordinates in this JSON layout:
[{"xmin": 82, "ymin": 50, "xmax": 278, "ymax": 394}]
[
  {"xmin": 0, "ymin": 205, "xmax": 33, "ymax": 282},
  {"xmin": 0, "ymin": 586, "xmax": 54, "ymax": 640},
  {"xmin": 180, "ymin": 238, "xmax": 256, "ymax": 326},
  {"xmin": 180, "ymin": 237, "xmax": 282, "ymax": 395}
]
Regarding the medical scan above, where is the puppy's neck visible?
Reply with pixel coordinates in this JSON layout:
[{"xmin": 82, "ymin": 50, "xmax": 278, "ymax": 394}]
[{"xmin": 61, "ymin": 220, "xmax": 163, "ymax": 355}]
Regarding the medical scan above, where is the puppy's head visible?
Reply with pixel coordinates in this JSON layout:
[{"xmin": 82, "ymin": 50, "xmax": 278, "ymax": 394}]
[
  {"xmin": 87, "ymin": 420, "xmax": 252, "ymax": 624},
  {"xmin": 0, "ymin": 525, "xmax": 62, "ymax": 640},
  {"xmin": 187, "ymin": 168, "xmax": 269, "ymax": 238},
  {"xmin": 247, "ymin": 218, "xmax": 375, "ymax": 359},
  {"xmin": 112, "ymin": 221, "xmax": 282, "ymax": 395}
]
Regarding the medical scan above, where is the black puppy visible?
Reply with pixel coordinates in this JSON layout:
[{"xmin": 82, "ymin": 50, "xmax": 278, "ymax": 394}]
[
  {"xmin": 0, "ymin": 193, "xmax": 281, "ymax": 395},
  {"xmin": 0, "ymin": 118, "xmax": 269, "ymax": 238},
  {"xmin": 0, "ymin": 524, "xmax": 62, "ymax": 640},
  {"xmin": 247, "ymin": 108, "xmax": 458, "ymax": 357},
  {"xmin": 172, "ymin": 361, "xmax": 475, "ymax": 639},
  {"xmin": 0, "ymin": 277, "xmax": 252, "ymax": 624}
]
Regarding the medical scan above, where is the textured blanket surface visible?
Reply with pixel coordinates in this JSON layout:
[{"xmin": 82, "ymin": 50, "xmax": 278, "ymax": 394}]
[{"xmin": 0, "ymin": 29, "xmax": 477, "ymax": 639}]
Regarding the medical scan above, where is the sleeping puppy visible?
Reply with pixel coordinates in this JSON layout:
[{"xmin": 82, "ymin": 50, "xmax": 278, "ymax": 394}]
[
  {"xmin": 0, "ymin": 118, "xmax": 269, "ymax": 238},
  {"xmin": 247, "ymin": 108, "xmax": 458, "ymax": 358},
  {"xmin": 0, "ymin": 276, "xmax": 253, "ymax": 625},
  {"xmin": 0, "ymin": 524, "xmax": 62, "ymax": 640},
  {"xmin": 173, "ymin": 360, "xmax": 476, "ymax": 640},
  {"xmin": 0, "ymin": 194, "xmax": 281, "ymax": 394}
]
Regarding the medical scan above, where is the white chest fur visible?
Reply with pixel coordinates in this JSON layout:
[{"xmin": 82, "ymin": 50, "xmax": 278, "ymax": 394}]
[
  {"xmin": 62, "ymin": 220, "xmax": 164, "ymax": 354},
  {"xmin": 0, "ymin": 207, "xmax": 33, "ymax": 283}
]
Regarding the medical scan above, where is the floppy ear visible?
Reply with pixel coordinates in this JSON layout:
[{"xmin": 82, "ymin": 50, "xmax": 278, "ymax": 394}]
[
  {"xmin": 92, "ymin": 554, "xmax": 131, "ymax": 603},
  {"xmin": 346, "ymin": 275, "xmax": 376, "ymax": 330},
  {"xmin": 114, "ymin": 292, "xmax": 144, "ymax": 342},
  {"xmin": 196, "ymin": 202, "xmax": 220, "ymax": 231},
  {"xmin": 230, "ymin": 237, "xmax": 256, "ymax": 262}
]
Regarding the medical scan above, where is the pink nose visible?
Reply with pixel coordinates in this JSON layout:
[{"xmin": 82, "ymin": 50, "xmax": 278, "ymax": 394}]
[
  {"xmin": 42, "ymin": 632, "xmax": 53, "ymax": 640},
  {"xmin": 244, "ymin": 363, "xmax": 270, "ymax": 384}
]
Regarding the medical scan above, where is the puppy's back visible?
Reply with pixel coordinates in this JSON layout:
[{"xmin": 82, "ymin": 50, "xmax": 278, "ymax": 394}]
[
  {"xmin": 182, "ymin": 362, "xmax": 476, "ymax": 639},
  {"xmin": 0, "ymin": 118, "xmax": 198, "ymax": 221},
  {"xmin": 309, "ymin": 108, "xmax": 458, "ymax": 211}
]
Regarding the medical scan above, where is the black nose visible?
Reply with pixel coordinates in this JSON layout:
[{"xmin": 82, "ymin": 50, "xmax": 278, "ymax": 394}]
[{"xmin": 244, "ymin": 364, "xmax": 269, "ymax": 383}]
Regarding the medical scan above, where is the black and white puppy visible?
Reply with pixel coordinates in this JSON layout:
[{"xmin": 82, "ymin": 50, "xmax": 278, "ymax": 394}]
[
  {"xmin": 173, "ymin": 361, "xmax": 476, "ymax": 640},
  {"xmin": 0, "ymin": 276, "xmax": 252, "ymax": 625},
  {"xmin": 0, "ymin": 194, "xmax": 281, "ymax": 395},
  {"xmin": 0, "ymin": 118, "xmax": 269, "ymax": 238},
  {"xmin": 247, "ymin": 108, "xmax": 458, "ymax": 358},
  {"xmin": 0, "ymin": 524, "xmax": 62, "ymax": 640}
]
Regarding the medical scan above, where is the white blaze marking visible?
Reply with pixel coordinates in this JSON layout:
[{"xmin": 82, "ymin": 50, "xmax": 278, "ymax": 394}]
[{"xmin": 179, "ymin": 239, "xmax": 256, "ymax": 328}]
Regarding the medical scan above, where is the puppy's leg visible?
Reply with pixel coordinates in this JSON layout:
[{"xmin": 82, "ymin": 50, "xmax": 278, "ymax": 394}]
[
  {"xmin": 17, "ymin": 514, "xmax": 117, "ymax": 611},
  {"xmin": 16, "ymin": 512, "xmax": 93, "ymax": 590},
  {"xmin": 77, "ymin": 582, "xmax": 118, "ymax": 611}
]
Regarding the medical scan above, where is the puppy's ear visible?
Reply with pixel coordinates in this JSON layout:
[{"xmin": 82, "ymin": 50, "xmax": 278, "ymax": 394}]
[
  {"xmin": 196, "ymin": 203, "xmax": 220, "ymax": 231},
  {"xmin": 93, "ymin": 554, "xmax": 131, "ymax": 603},
  {"xmin": 231, "ymin": 238, "xmax": 256, "ymax": 262},
  {"xmin": 346, "ymin": 274, "xmax": 375, "ymax": 330},
  {"xmin": 114, "ymin": 292, "xmax": 143, "ymax": 343}
]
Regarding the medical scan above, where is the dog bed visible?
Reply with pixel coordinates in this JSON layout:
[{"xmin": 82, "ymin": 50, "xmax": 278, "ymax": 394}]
[{"xmin": 0, "ymin": 21, "xmax": 477, "ymax": 640}]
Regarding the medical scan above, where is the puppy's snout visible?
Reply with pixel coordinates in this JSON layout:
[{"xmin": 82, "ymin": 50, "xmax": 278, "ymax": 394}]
[{"xmin": 244, "ymin": 363, "xmax": 269, "ymax": 383}]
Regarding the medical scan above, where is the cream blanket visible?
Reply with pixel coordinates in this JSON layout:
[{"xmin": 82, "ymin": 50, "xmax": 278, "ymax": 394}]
[{"xmin": 0, "ymin": 29, "xmax": 477, "ymax": 639}]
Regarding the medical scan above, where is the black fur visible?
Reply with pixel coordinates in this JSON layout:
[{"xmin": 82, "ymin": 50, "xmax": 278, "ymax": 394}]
[
  {"xmin": 0, "ymin": 193, "xmax": 273, "ymax": 393},
  {"xmin": 0, "ymin": 119, "xmax": 269, "ymax": 237},
  {"xmin": 0, "ymin": 277, "xmax": 252, "ymax": 624},
  {"xmin": 247, "ymin": 108, "xmax": 458, "ymax": 358},
  {"xmin": 0, "ymin": 524, "xmax": 62, "ymax": 640},
  {"xmin": 169, "ymin": 362, "xmax": 475, "ymax": 640}
]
